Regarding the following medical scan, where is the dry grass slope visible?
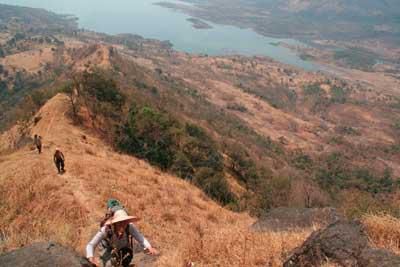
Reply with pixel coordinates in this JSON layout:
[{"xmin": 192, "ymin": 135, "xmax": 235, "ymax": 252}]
[
  {"xmin": 0, "ymin": 93, "xmax": 314, "ymax": 266},
  {"xmin": 362, "ymin": 213, "xmax": 400, "ymax": 255}
]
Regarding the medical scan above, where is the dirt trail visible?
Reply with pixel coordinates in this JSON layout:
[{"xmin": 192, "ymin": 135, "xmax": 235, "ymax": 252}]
[
  {"xmin": 29, "ymin": 94, "xmax": 104, "ymax": 221},
  {"xmin": 63, "ymin": 172, "xmax": 104, "ymax": 222}
]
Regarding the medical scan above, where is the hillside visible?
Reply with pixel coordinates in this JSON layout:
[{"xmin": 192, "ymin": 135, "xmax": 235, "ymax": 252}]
[{"xmin": 0, "ymin": 93, "xmax": 314, "ymax": 266}]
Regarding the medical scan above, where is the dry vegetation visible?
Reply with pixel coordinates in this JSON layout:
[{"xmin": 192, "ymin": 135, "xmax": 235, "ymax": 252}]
[
  {"xmin": 0, "ymin": 46, "xmax": 55, "ymax": 73},
  {"xmin": 2, "ymin": 93, "xmax": 400, "ymax": 265},
  {"xmin": 0, "ymin": 94, "xmax": 314, "ymax": 266},
  {"xmin": 362, "ymin": 213, "xmax": 400, "ymax": 255}
]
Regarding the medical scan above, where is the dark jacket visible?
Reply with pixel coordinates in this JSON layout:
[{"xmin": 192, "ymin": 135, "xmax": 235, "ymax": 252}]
[{"xmin": 54, "ymin": 151, "xmax": 65, "ymax": 162}]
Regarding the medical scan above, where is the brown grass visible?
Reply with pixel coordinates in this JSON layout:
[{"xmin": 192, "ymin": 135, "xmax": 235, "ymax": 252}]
[
  {"xmin": 0, "ymin": 94, "xmax": 313, "ymax": 266},
  {"xmin": 1, "ymin": 47, "xmax": 55, "ymax": 73},
  {"xmin": 362, "ymin": 213, "xmax": 400, "ymax": 254},
  {"xmin": 170, "ymin": 226, "xmax": 312, "ymax": 267},
  {"xmin": 0, "ymin": 161, "xmax": 88, "ymax": 252}
]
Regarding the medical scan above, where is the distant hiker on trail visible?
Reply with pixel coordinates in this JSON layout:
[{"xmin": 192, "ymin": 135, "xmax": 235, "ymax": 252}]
[
  {"xmin": 86, "ymin": 207, "xmax": 158, "ymax": 267},
  {"xmin": 53, "ymin": 148, "xmax": 65, "ymax": 174},
  {"xmin": 34, "ymin": 134, "xmax": 42, "ymax": 154}
]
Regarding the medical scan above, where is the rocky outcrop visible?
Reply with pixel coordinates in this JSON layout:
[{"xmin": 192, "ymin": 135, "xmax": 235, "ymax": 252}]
[
  {"xmin": 283, "ymin": 220, "xmax": 400, "ymax": 267},
  {"xmin": 251, "ymin": 208, "xmax": 340, "ymax": 231},
  {"xmin": 0, "ymin": 242, "xmax": 93, "ymax": 267}
]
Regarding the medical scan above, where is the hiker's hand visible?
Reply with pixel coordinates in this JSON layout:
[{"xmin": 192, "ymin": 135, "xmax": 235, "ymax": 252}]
[
  {"xmin": 88, "ymin": 257, "xmax": 99, "ymax": 266},
  {"xmin": 145, "ymin": 246, "xmax": 159, "ymax": 255}
]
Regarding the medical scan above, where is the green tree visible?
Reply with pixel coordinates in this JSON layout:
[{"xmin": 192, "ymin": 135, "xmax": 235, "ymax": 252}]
[
  {"xmin": 331, "ymin": 86, "xmax": 347, "ymax": 104},
  {"xmin": 13, "ymin": 71, "xmax": 24, "ymax": 91},
  {"xmin": 315, "ymin": 152, "xmax": 349, "ymax": 191},
  {"xmin": 117, "ymin": 103, "xmax": 233, "ymax": 205},
  {"xmin": 303, "ymin": 83, "xmax": 324, "ymax": 96},
  {"xmin": 194, "ymin": 168, "xmax": 235, "ymax": 205},
  {"xmin": 74, "ymin": 70, "xmax": 125, "ymax": 128},
  {"xmin": 118, "ymin": 106, "xmax": 177, "ymax": 169},
  {"xmin": 62, "ymin": 82, "xmax": 79, "ymax": 119},
  {"xmin": 0, "ymin": 79, "xmax": 6, "ymax": 91},
  {"xmin": 227, "ymin": 143, "xmax": 262, "ymax": 188},
  {"xmin": 29, "ymin": 90, "xmax": 46, "ymax": 107},
  {"xmin": 171, "ymin": 152, "xmax": 194, "ymax": 180}
]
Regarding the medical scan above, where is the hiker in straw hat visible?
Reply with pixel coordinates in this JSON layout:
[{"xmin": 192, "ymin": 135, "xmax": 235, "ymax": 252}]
[{"xmin": 86, "ymin": 209, "xmax": 158, "ymax": 267}]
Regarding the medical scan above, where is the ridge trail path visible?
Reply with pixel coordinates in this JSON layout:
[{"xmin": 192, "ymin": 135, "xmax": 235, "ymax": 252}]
[
  {"xmin": 24, "ymin": 94, "xmax": 163, "ymax": 265},
  {"xmin": 6, "ymin": 94, "xmax": 159, "ymax": 265},
  {"xmin": 32, "ymin": 94, "xmax": 104, "ymax": 223}
]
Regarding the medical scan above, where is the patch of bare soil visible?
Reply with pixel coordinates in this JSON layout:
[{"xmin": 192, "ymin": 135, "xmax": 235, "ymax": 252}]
[{"xmin": 0, "ymin": 46, "xmax": 55, "ymax": 73}]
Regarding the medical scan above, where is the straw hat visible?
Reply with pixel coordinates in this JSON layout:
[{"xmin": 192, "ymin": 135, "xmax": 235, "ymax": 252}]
[{"xmin": 106, "ymin": 209, "xmax": 139, "ymax": 225}]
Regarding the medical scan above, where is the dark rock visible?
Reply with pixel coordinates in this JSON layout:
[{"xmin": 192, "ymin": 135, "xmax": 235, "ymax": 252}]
[
  {"xmin": 0, "ymin": 242, "xmax": 94, "ymax": 267},
  {"xmin": 283, "ymin": 220, "xmax": 400, "ymax": 267},
  {"xmin": 251, "ymin": 207, "xmax": 340, "ymax": 231},
  {"xmin": 358, "ymin": 248, "xmax": 400, "ymax": 267}
]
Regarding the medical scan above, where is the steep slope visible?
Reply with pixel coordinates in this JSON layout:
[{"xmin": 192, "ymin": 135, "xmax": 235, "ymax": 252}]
[{"xmin": 0, "ymin": 94, "xmax": 313, "ymax": 266}]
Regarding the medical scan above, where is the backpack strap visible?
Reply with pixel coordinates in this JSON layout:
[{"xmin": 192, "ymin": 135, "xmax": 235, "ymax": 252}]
[
  {"xmin": 98, "ymin": 225, "xmax": 113, "ymax": 251},
  {"xmin": 104, "ymin": 225, "xmax": 133, "ymax": 251},
  {"xmin": 125, "ymin": 224, "xmax": 134, "ymax": 250}
]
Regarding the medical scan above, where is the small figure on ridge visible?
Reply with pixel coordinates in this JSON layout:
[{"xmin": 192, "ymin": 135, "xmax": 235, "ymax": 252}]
[
  {"xmin": 53, "ymin": 148, "xmax": 65, "ymax": 174},
  {"xmin": 33, "ymin": 134, "xmax": 42, "ymax": 154}
]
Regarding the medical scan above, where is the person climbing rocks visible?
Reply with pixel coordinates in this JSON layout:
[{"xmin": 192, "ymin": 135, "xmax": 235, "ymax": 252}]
[
  {"xmin": 53, "ymin": 148, "xmax": 65, "ymax": 174},
  {"xmin": 98, "ymin": 199, "xmax": 129, "ymax": 252},
  {"xmin": 86, "ymin": 209, "xmax": 158, "ymax": 267},
  {"xmin": 34, "ymin": 134, "xmax": 42, "ymax": 154}
]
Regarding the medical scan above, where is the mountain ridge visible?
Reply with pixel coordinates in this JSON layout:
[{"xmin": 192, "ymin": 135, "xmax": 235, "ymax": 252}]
[{"xmin": 0, "ymin": 93, "xmax": 314, "ymax": 266}]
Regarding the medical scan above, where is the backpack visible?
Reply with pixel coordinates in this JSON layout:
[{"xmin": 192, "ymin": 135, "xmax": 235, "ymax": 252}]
[
  {"xmin": 111, "ymin": 246, "xmax": 134, "ymax": 267},
  {"xmin": 100, "ymin": 223, "xmax": 135, "ymax": 266},
  {"xmin": 100, "ymin": 199, "xmax": 125, "ymax": 227},
  {"xmin": 103, "ymin": 224, "xmax": 134, "ymax": 250},
  {"xmin": 99, "ymin": 200, "xmax": 133, "ymax": 251}
]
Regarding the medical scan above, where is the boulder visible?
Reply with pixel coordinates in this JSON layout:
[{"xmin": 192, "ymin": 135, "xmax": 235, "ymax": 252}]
[
  {"xmin": 0, "ymin": 242, "xmax": 93, "ymax": 267},
  {"xmin": 283, "ymin": 220, "xmax": 400, "ymax": 267}
]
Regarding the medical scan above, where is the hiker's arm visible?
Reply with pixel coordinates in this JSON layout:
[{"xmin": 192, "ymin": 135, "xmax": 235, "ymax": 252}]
[
  {"xmin": 86, "ymin": 229, "xmax": 106, "ymax": 259},
  {"xmin": 61, "ymin": 152, "xmax": 65, "ymax": 161},
  {"xmin": 128, "ymin": 223, "xmax": 151, "ymax": 249}
]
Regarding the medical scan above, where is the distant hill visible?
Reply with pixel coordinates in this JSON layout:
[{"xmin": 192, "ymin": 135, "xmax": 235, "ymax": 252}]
[
  {"xmin": 273, "ymin": 0, "xmax": 400, "ymax": 16},
  {"xmin": 158, "ymin": 0, "xmax": 400, "ymax": 40},
  {"xmin": 0, "ymin": 3, "xmax": 78, "ymax": 31}
]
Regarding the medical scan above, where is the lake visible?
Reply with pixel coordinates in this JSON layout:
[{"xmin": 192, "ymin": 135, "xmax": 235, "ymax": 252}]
[{"xmin": 0, "ymin": 0, "xmax": 318, "ymax": 70}]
